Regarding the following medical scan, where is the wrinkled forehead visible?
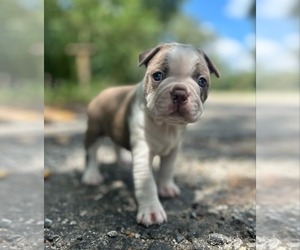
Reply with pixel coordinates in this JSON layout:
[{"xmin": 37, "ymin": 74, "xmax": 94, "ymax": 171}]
[{"xmin": 151, "ymin": 45, "xmax": 209, "ymax": 76}]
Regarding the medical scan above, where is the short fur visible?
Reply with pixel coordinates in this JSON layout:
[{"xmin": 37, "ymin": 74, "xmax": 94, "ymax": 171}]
[{"xmin": 83, "ymin": 43, "xmax": 220, "ymax": 226}]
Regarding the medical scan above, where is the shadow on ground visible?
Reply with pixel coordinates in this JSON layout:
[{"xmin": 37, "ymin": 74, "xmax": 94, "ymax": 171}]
[
  {"xmin": 44, "ymin": 100, "xmax": 256, "ymax": 249},
  {"xmin": 44, "ymin": 167, "xmax": 255, "ymax": 249}
]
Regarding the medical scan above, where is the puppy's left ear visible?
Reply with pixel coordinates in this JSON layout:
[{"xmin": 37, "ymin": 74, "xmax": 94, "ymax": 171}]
[
  {"xmin": 199, "ymin": 50, "xmax": 221, "ymax": 78},
  {"xmin": 138, "ymin": 45, "xmax": 162, "ymax": 67}
]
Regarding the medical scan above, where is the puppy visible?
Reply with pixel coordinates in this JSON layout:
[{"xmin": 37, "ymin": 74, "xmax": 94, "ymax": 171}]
[{"xmin": 82, "ymin": 43, "xmax": 220, "ymax": 226}]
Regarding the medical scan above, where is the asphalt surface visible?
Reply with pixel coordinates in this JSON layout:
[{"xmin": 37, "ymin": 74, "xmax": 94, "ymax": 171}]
[
  {"xmin": 44, "ymin": 94, "xmax": 257, "ymax": 250},
  {"xmin": 0, "ymin": 116, "xmax": 44, "ymax": 249},
  {"xmin": 0, "ymin": 93, "xmax": 299, "ymax": 249}
]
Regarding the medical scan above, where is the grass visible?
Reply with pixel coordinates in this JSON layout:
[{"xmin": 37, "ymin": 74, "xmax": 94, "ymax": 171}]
[{"xmin": 44, "ymin": 81, "xmax": 115, "ymax": 107}]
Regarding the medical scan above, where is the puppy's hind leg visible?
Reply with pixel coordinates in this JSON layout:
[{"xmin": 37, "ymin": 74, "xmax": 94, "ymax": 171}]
[
  {"xmin": 113, "ymin": 144, "xmax": 131, "ymax": 166},
  {"xmin": 82, "ymin": 124, "xmax": 104, "ymax": 186},
  {"xmin": 158, "ymin": 146, "xmax": 181, "ymax": 198}
]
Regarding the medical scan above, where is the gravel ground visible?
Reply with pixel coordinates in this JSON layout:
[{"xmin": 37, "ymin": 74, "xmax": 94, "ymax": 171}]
[
  {"xmin": 44, "ymin": 98, "xmax": 257, "ymax": 250},
  {"xmin": 0, "ymin": 134, "xmax": 44, "ymax": 249},
  {"xmin": 1, "ymin": 93, "xmax": 298, "ymax": 249}
]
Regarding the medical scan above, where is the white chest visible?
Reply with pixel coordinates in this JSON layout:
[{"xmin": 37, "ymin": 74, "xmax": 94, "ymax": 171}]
[
  {"xmin": 129, "ymin": 96, "xmax": 184, "ymax": 157},
  {"xmin": 145, "ymin": 124, "xmax": 182, "ymax": 156}
]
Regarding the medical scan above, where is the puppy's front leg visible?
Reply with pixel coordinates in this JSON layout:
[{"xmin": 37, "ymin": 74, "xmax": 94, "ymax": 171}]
[
  {"xmin": 132, "ymin": 143, "xmax": 167, "ymax": 226},
  {"xmin": 158, "ymin": 145, "xmax": 181, "ymax": 198}
]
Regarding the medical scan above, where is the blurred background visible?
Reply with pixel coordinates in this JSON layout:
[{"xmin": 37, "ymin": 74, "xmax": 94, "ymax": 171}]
[
  {"xmin": 44, "ymin": 0, "xmax": 255, "ymax": 107},
  {"xmin": 0, "ymin": 0, "xmax": 298, "ymax": 248},
  {"xmin": 256, "ymin": 0, "xmax": 299, "ymax": 248},
  {"xmin": 0, "ymin": 0, "xmax": 44, "ymax": 249}
]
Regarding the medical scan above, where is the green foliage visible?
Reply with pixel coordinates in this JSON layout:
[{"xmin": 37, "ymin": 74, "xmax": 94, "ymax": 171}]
[
  {"xmin": 45, "ymin": 0, "xmax": 255, "ymax": 106},
  {"xmin": 212, "ymin": 72, "xmax": 255, "ymax": 91},
  {"xmin": 45, "ymin": 80, "xmax": 116, "ymax": 106},
  {"xmin": 45, "ymin": 0, "xmax": 164, "ymax": 83},
  {"xmin": 0, "ymin": 0, "xmax": 43, "ymax": 81}
]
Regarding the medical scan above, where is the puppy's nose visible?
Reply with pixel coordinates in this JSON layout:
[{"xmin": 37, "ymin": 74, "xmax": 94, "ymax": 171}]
[{"xmin": 171, "ymin": 88, "xmax": 189, "ymax": 105}]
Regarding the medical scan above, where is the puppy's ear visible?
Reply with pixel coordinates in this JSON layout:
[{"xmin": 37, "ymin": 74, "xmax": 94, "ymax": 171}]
[
  {"xmin": 138, "ymin": 45, "xmax": 162, "ymax": 67},
  {"xmin": 198, "ymin": 50, "xmax": 220, "ymax": 78}
]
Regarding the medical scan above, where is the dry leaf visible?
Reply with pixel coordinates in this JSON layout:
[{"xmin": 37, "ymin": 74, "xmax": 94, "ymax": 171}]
[{"xmin": 0, "ymin": 169, "xmax": 9, "ymax": 179}]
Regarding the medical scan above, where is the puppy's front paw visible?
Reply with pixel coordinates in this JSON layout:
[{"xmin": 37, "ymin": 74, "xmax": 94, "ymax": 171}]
[
  {"xmin": 81, "ymin": 168, "xmax": 103, "ymax": 186},
  {"xmin": 158, "ymin": 182, "xmax": 181, "ymax": 198},
  {"xmin": 137, "ymin": 203, "xmax": 167, "ymax": 227}
]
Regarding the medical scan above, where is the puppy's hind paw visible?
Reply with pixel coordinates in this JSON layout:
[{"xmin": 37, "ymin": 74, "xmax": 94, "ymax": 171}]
[
  {"xmin": 158, "ymin": 182, "xmax": 181, "ymax": 198},
  {"xmin": 81, "ymin": 168, "xmax": 103, "ymax": 186}
]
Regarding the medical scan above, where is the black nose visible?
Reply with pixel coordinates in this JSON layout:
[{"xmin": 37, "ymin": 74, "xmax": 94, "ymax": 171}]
[{"xmin": 171, "ymin": 88, "xmax": 189, "ymax": 105}]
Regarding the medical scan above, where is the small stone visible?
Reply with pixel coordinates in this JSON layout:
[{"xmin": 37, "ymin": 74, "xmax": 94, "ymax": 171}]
[
  {"xmin": 267, "ymin": 238, "xmax": 282, "ymax": 249},
  {"xmin": 232, "ymin": 238, "xmax": 243, "ymax": 249},
  {"xmin": 125, "ymin": 230, "xmax": 132, "ymax": 236},
  {"xmin": 25, "ymin": 218, "xmax": 34, "ymax": 224},
  {"xmin": 135, "ymin": 233, "xmax": 141, "ymax": 239},
  {"xmin": 208, "ymin": 233, "xmax": 232, "ymax": 246},
  {"xmin": 80, "ymin": 210, "xmax": 87, "ymax": 216},
  {"xmin": 70, "ymin": 220, "xmax": 77, "ymax": 225},
  {"xmin": 0, "ymin": 218, "xmax": 12, "ymax": 228},
  {"xmin": 46, "ymin": 235, "xmax": 54, "ymax": 242},
  {"xmin": 53, "ymin": 235, "xmax": 60, "ymax": 242},
  {"xmin": 62, "ymin": 218, "xmax": 68, "ymax": 224},
  {"xmin": 176, "ymin": 233, "xmax": 185, "ymax": 243},
  {"xmin": 36, "ymin": 220, "xmax": 44, "ymax": 225},
  {"xmin": 94, "ymin": 194, "xmax": 103, "ymax": 200},
  {"xmin": 190, "ymin": 211, "xmax": 197, "ymax": 219},
  {"xmin": 246, "ymin": 242, "xmax": 256, "ymax": 248},
  {"xmin": 107, "ymin": 230, "xmax": 118, "ymax": 237},
  {"xmin": 44, "ymin": 218, "xmax": 53, "ymax": 228},
  {"xmin": 287, "ymin": 242, "xmax": 300, "ymax": 248},
  {"xmin": 4, "ymin": 235, "xmax": 15, "ymax": 242}
]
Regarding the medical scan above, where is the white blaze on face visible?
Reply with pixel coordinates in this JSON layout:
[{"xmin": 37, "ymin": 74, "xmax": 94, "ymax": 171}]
[{"xmin": 167, "ymin": 46, "xmax": 200, "ymax": 78}]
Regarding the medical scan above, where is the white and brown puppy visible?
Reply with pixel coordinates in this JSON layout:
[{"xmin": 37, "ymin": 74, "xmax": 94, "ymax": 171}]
[{"xmin": 82, "ymin": 43, "xmax": 220, "ymax": 226}]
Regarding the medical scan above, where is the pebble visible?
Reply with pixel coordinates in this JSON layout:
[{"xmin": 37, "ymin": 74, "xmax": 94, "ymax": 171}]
[
  {"xmin": 208, "ymin": 233, "xmax": 232, "ymax": 246},
  {"xmin": 266, "ymin": 238, "xmax": 282, "ymax": 249},
  {"xmin": 61, "ymin": 218, "xmax": 68, "ymax": 224},
  {"xmin": 36, "ymin": 220, "xmax": 44, "ymax": 225},
  {"xmin": 175, "ymin": 233, "xmax": 185, "ymax": 243},
  {"xmin": 232, "ymin": 238, "xmax": 243, "ymax": 249},
  {"xmin": 44, "ymin": 218, "xmax": 53, "ymax": 228},
  {"xmin": 46, "ymin": 235, "xmax": 54, "ymax": 242},
  {"xmin": 0, "ymin": 218, "xmax": 12, "ymax": 228},
  {"xmin": 287, "ymin": 242, "xmax": 300, "ymax": 248},
  {"xmin": 79, "ymin": 210, "xmax": 87, "ymax": 216},
  {"xmin": 190, "ymin": 211, "xmax": 197, "ymax": 219},
  {"xmin": 107, "ymin": 230, "xmax": 118, "ymax": 237},
  {"xmin": 70, "ymin": 220, "xmax": 77, "ymax": 225},
  {"xmin": 134, "ymin": 233, "xmax": 141, "ymax": 239}
]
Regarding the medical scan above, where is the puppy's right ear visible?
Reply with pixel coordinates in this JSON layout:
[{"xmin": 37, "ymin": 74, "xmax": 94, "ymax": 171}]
[{"xmin": 138, "ymin": 45, "xmax": 162, "ymax": 67}]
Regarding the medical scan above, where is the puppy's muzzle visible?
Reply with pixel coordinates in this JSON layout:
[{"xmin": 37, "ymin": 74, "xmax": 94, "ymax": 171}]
[{"xmin": 170, "ymin": 87, "xmax": 189, "ymax": 106}]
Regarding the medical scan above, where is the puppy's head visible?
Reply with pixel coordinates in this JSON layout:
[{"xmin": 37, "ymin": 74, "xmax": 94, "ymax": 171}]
[{"xmin": 139, "ymin": 43, "xmax": 220, "ymax": 125}]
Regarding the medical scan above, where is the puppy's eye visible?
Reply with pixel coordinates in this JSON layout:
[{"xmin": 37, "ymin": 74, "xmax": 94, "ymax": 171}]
[
  {"xmin": 197, "ymin": 77, "xmax": 207, "ymax": 87},
  {"xmin": 152, "ymin": 72, "xmax": 163, "ymax": 81}
]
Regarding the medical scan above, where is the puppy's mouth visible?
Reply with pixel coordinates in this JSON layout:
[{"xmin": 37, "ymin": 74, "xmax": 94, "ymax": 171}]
[
  {"xmin": 167, "ymin": 88, "xmax": 201, "ymax": 121},
  {"xmin": 146, "ymin": 84, "xmax": 203, "ymax": 124},
  {"xmin": 167, "ymin": 103, "xmax": 201, "ymax": 122}
]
